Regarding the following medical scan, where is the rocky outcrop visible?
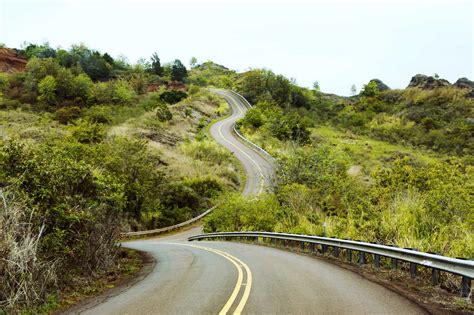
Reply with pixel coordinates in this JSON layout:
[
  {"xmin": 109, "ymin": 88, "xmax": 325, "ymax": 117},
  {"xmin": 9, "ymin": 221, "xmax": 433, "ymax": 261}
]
[
  {"xmin": 453, "ymin": 77, "xmax": 474, "ymax": 89},
  {"xmin": 0, "ymin": 48, "xmax": 27, "ymax": 73},
  {"xmin": 369, "ymin": 79, "xmax": 390, "ymax": 91},
  {"xmin": 465, "ymin": 89, "xmax": 474, "ymax": 98},
  {"xmin": 407, "ymin": 74, "xmax": 451, "ymax": 89}
]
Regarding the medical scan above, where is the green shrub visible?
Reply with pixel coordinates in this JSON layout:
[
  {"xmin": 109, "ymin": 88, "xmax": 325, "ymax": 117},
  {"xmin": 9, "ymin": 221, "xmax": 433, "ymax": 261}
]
[
  {"xmin": 82, "ymin": 105, "xmax": 113, "ymax": 124},
  {"xmin": 159, "ymin": 90, "xmax": 188, "ymax": 104},
  {"xmin": 156, "ymin": 103, "xmax": 172, "ymax": 122},
  {"xmin": 139, "ymin": 92, "xmax": 164, "ymax": 111},
  {"xmin": 55, "ymin": 106, "xmax": 82, "ymax": 124},
  {"xmin": 204, "ymin": 193, "xmax": 281, "ymax": 232},
  {"xmin": 37, "ymin": 75, "xmax": 57, "ymax": 105},
  {"xmin": 70, "ymin": 121, "xmax": 105, "ymax": 143},
  {"xmin": 184, "ymin": 176, "xmax": 223, "ymax": 198}
]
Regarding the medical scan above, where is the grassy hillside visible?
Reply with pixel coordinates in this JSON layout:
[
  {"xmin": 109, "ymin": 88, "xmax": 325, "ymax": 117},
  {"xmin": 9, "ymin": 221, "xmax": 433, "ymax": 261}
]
[
  {"xmin": 204, "ymin": 70, "xmax": 473, "ymax": 260},
  {"xmin": 0, "ymin": 44, "xmax": 240, "ymax": 312},
  {"xmin": 1, "ymin": 43, "xmax": 472, "ymax": 311}
]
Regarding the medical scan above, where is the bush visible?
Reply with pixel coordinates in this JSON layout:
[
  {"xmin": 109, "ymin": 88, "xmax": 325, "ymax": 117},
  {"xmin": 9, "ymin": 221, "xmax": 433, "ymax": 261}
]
[
  {"xmin": 156, "ymin": 103, "xmax": 172, "ymax": 122},
  {"xmin": 139, "ymin": 92, "xmax": 164, "ymax": 111},
  {"xmin": 244, "ymin": 107, "xmax": 265, "ymax": 128},
  {"xmin": 159, "ymin": 90, "xmax": 188, "ymax": 104},
  {"xmin": 70, "ymin": 121, "xmax": 105, "ymax": 143},
  {"xmin": 204, "ymin": 193, "xmax": 281, "ymax": 232},
  {"xmin": 184, "ymin": 176, "xmax": 223, "ymax": 198},
  {"xmin": 82, "ymin": 105, "xmax": 113, "ymax": 124},
  {"xmin": 55, "ymin": 106, "xmax": 82, "ymax": 124},
  {"xmin": 90, "ymin": 80, "xmax": 136, "ymax": 105},
  {"xmin": 37, "ymin": 75, "xmax": 57, "ymax": 105},
  {"xmin": 0, "ymin": 141, "xmax": 121, "ymax": 281},
  {"xmin": 269, "ymin": 111, "xmax": 311, "ymax": 144}
]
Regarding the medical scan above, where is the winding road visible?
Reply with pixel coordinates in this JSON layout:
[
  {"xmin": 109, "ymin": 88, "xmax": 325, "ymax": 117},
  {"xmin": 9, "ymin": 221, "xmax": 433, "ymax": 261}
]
[{"xmin": 79, "ymin": 90, "xmax": 426, "ymax": 315}]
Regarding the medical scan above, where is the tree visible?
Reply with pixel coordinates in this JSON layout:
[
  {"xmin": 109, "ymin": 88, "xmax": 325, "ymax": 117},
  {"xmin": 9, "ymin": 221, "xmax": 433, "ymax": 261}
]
[
  {"xmin": 150, "ymin": 53, "xmax": 162, "ymax": 75},
  {"xmin": 22, "ymin": 42, "xmax": 56, "ymax": 59},
  {"xmin": 360, "ymin": 81, "xmax": 379, "ymax": 97},
  {"xmin": 37, "ymin": 75, "xmax": 57, "ymax": 105},
  {"xmin": 171, "ymin": 59, "xmax": 187, "ymax": 82},
  {"xmin": 313, "ymin": 81, "xmax": 320, "ymax": 91},
  {"xmin": 190, "ymin": 56, "xmax": 198, "ymax": 68},
  {"xmin": 350, "ymin": 84, "xmax": 357, "ymax": 96}
]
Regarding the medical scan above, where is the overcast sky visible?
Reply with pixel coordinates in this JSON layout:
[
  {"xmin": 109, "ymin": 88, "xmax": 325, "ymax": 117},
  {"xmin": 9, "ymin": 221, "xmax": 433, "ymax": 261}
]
[{"xmin": 1, "ymin": 0, "xmax": 472, "ymax": 95}]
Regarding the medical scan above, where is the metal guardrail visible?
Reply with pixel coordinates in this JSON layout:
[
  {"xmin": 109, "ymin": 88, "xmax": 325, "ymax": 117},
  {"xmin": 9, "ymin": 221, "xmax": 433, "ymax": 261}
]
[
  {"xmin": 229, "ymin": 90, "xmax": 253, "ymax": 109},
  {"xmin": 121, "ymin": 206, "xmax": 217, "ymax": 238},
  {"xmin": 189, "ymin": 231, "xmax": 474, "ymax": 298},
  {"xmin": 232, "ymin": 124, "xmax": 276, "ymax": 163},
  {"xmin": 228, "ymin": 90, "xmax": 276, "ymax": 163}
]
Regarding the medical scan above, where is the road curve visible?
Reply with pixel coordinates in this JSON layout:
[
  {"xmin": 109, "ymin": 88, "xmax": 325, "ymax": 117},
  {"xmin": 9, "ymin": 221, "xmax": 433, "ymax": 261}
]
[
  {"xmin": 209, "ymin": 89, "xmax": 273, "ymax": 195},
  {"xmin": 79, "ymin": 91, "xmax": 426, "ymax": 315}
]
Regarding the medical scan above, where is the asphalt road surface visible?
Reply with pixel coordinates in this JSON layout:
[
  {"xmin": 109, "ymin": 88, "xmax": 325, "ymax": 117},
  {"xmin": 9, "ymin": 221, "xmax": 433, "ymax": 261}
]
[
  {"xmin": 209, "ymin": 89, "xmax": 274, "ymax": 195},
  {"xmin": 79, "ymin": 90, "xmax": 426, "ymax": 315}
]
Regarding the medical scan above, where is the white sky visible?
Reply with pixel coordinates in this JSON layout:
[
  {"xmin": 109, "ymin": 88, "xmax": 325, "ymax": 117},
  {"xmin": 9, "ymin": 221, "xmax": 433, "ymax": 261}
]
[{"xmin": 1, "ymin": 0, "xmax": 473, "ymax": 95}]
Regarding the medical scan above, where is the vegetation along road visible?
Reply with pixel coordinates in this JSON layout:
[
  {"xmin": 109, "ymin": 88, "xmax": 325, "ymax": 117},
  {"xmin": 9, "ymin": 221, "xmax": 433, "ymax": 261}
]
[{"xmin": 80, "ymin": 91, "xmax": 426, "ymax": 315}]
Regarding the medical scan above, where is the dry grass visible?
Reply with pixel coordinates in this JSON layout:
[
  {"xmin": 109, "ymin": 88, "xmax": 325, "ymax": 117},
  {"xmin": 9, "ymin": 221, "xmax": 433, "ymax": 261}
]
[
  {"xmin": 106, "ymin": 90, "xmax": 241, "ymax": 190},
  {"xmin": 0, "ymin": 190, "xmax": 57, "ymax": 312}
]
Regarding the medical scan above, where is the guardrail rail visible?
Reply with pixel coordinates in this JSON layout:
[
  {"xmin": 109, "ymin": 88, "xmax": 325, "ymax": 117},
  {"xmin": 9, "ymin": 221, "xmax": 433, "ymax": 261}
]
[
  {"xmin": 189, "ymin": 231, "xmax": 474, "ymax": 299},
  {"xmin": 121, "ymin": 206, "xmax": 217, "ymax": 238}
]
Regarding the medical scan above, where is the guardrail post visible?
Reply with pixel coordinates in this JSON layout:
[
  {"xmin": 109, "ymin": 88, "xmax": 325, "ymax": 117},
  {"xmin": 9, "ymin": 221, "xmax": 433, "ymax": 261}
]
[
  {"xmin": 461, "ymin": 276, "xmax": 471, "ymax": 298},
  {"xmin": 271, "ymin": 238, "xmax": 276, "ymax": 246},
  {"xmin": 310, "ymin": 243, "xmax": 315, "ymax": 253},
  {"xmin": 410, "ymin": 263, "xmax": 417, "ymax": 278},
  {"xmin": 280, "ymin": 239, "xmax": 285, "ymax": 248},
  {"xmin": 333, "ymin": 246, "xmax": 339, "ymax": 257},
  {"xmin": 431, "ymin": 269, "xmax": 439, "ymax": 285},
  {"xmin": 322, "ymin": 244, "xmax": 327, "ymax": 254},
  {"xmin": 346, "ymin": 249, "xmax": 352, "ymax": 262},
  {"xmin": 391, "ymin": 258, "xmax": 398, "ymax": 270},
  {"xmin": 374, "ymin": 254, "xmax": 381, "ymax": 268},
  {"xmin": 300, "ymin": 241, "xmax": 305, "ymax": 251},
  {"xmin": 255, "ymin": 236, "xmax": 259, "ymax": 243},
  {"xmin": 359, "ymin": 251, "xmax": 366, "ymax": 265}
]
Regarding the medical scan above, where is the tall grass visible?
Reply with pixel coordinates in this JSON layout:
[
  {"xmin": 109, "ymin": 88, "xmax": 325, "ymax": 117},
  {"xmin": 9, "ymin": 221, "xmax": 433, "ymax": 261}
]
[
  {"xmin": 0, "ymin": 190, "xmax": 57, "ymax": 312},
  {"xmin": 180, "ymin": 139, "xmax": 233, "ymax": 165}
]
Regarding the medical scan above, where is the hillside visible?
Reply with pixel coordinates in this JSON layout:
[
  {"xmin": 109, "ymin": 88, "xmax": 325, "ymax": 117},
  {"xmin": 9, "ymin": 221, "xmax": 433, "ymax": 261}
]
[
  {"xmin": 0, "ymin": 42, "xmax": 472, "ymax": 312},
  {"xmin": 203, "ymin": 68, "xmax": 473, "ymax": 261},
  {"xmin": 0, "ymin": 43, "xmax": 240, "ymax": 313},
  {"xmin": 0, "ymin": 48, "xmax": 27, "ymax": 72}
]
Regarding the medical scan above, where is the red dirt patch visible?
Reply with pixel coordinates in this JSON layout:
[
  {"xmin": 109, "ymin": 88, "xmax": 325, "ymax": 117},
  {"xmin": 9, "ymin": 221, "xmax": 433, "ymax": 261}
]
[{"xmin": 0, "ymin": 48, "xmax": 27, "ymax": 73}]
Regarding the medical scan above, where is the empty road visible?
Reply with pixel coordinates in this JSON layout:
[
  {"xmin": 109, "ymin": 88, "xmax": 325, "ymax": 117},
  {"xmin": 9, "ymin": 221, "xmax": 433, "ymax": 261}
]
[{"xmin": 78, "ymin": 90, "xmax": 425, "ymax": 315}]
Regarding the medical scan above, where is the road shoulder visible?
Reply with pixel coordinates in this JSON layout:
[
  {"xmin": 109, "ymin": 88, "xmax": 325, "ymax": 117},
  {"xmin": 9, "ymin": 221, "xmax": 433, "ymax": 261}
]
[{"xmin": 57, "ymin": 249, "xmax": 155, "ymax": 314}]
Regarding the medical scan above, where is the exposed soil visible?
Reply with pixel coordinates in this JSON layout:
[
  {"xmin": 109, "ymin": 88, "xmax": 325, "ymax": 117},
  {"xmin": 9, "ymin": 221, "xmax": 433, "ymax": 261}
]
[{"xmin": 0, "ymin": 48, "xmax": 27, "ymax": 73}]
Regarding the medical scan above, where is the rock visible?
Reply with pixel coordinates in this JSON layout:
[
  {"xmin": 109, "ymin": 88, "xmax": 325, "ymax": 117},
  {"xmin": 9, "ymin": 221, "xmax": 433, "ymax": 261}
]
[
  {"xmin": 465, "ymin": 89, "xmax": 474, "ymax": 98},
  {"xmin": 454, "ymin": 77, "xmax": 474, "ymax": 89},
  {"xmin": 407, "ymin": 74, "xmax": 451, "ymax": 89},
  {"xmin": 369, "ymin": 79, "xmax": 390, "ymax": 91}
]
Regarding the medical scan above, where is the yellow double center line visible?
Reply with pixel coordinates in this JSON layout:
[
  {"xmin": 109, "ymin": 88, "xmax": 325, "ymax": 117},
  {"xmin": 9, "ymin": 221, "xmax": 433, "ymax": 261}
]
[
  {"xmin": 216, "ymin": 93, "xmax": 265, "ymax": 195},
  {"xmin": 169, "ymin": 243, "xmax": 253, "ymax": 315}
]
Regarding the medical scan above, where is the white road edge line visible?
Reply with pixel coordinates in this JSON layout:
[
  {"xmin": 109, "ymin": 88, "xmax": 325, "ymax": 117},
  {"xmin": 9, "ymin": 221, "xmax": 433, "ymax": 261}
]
[{"xmin": 215, "ymin": 91, "xmax": 265, "ymax": 195}]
